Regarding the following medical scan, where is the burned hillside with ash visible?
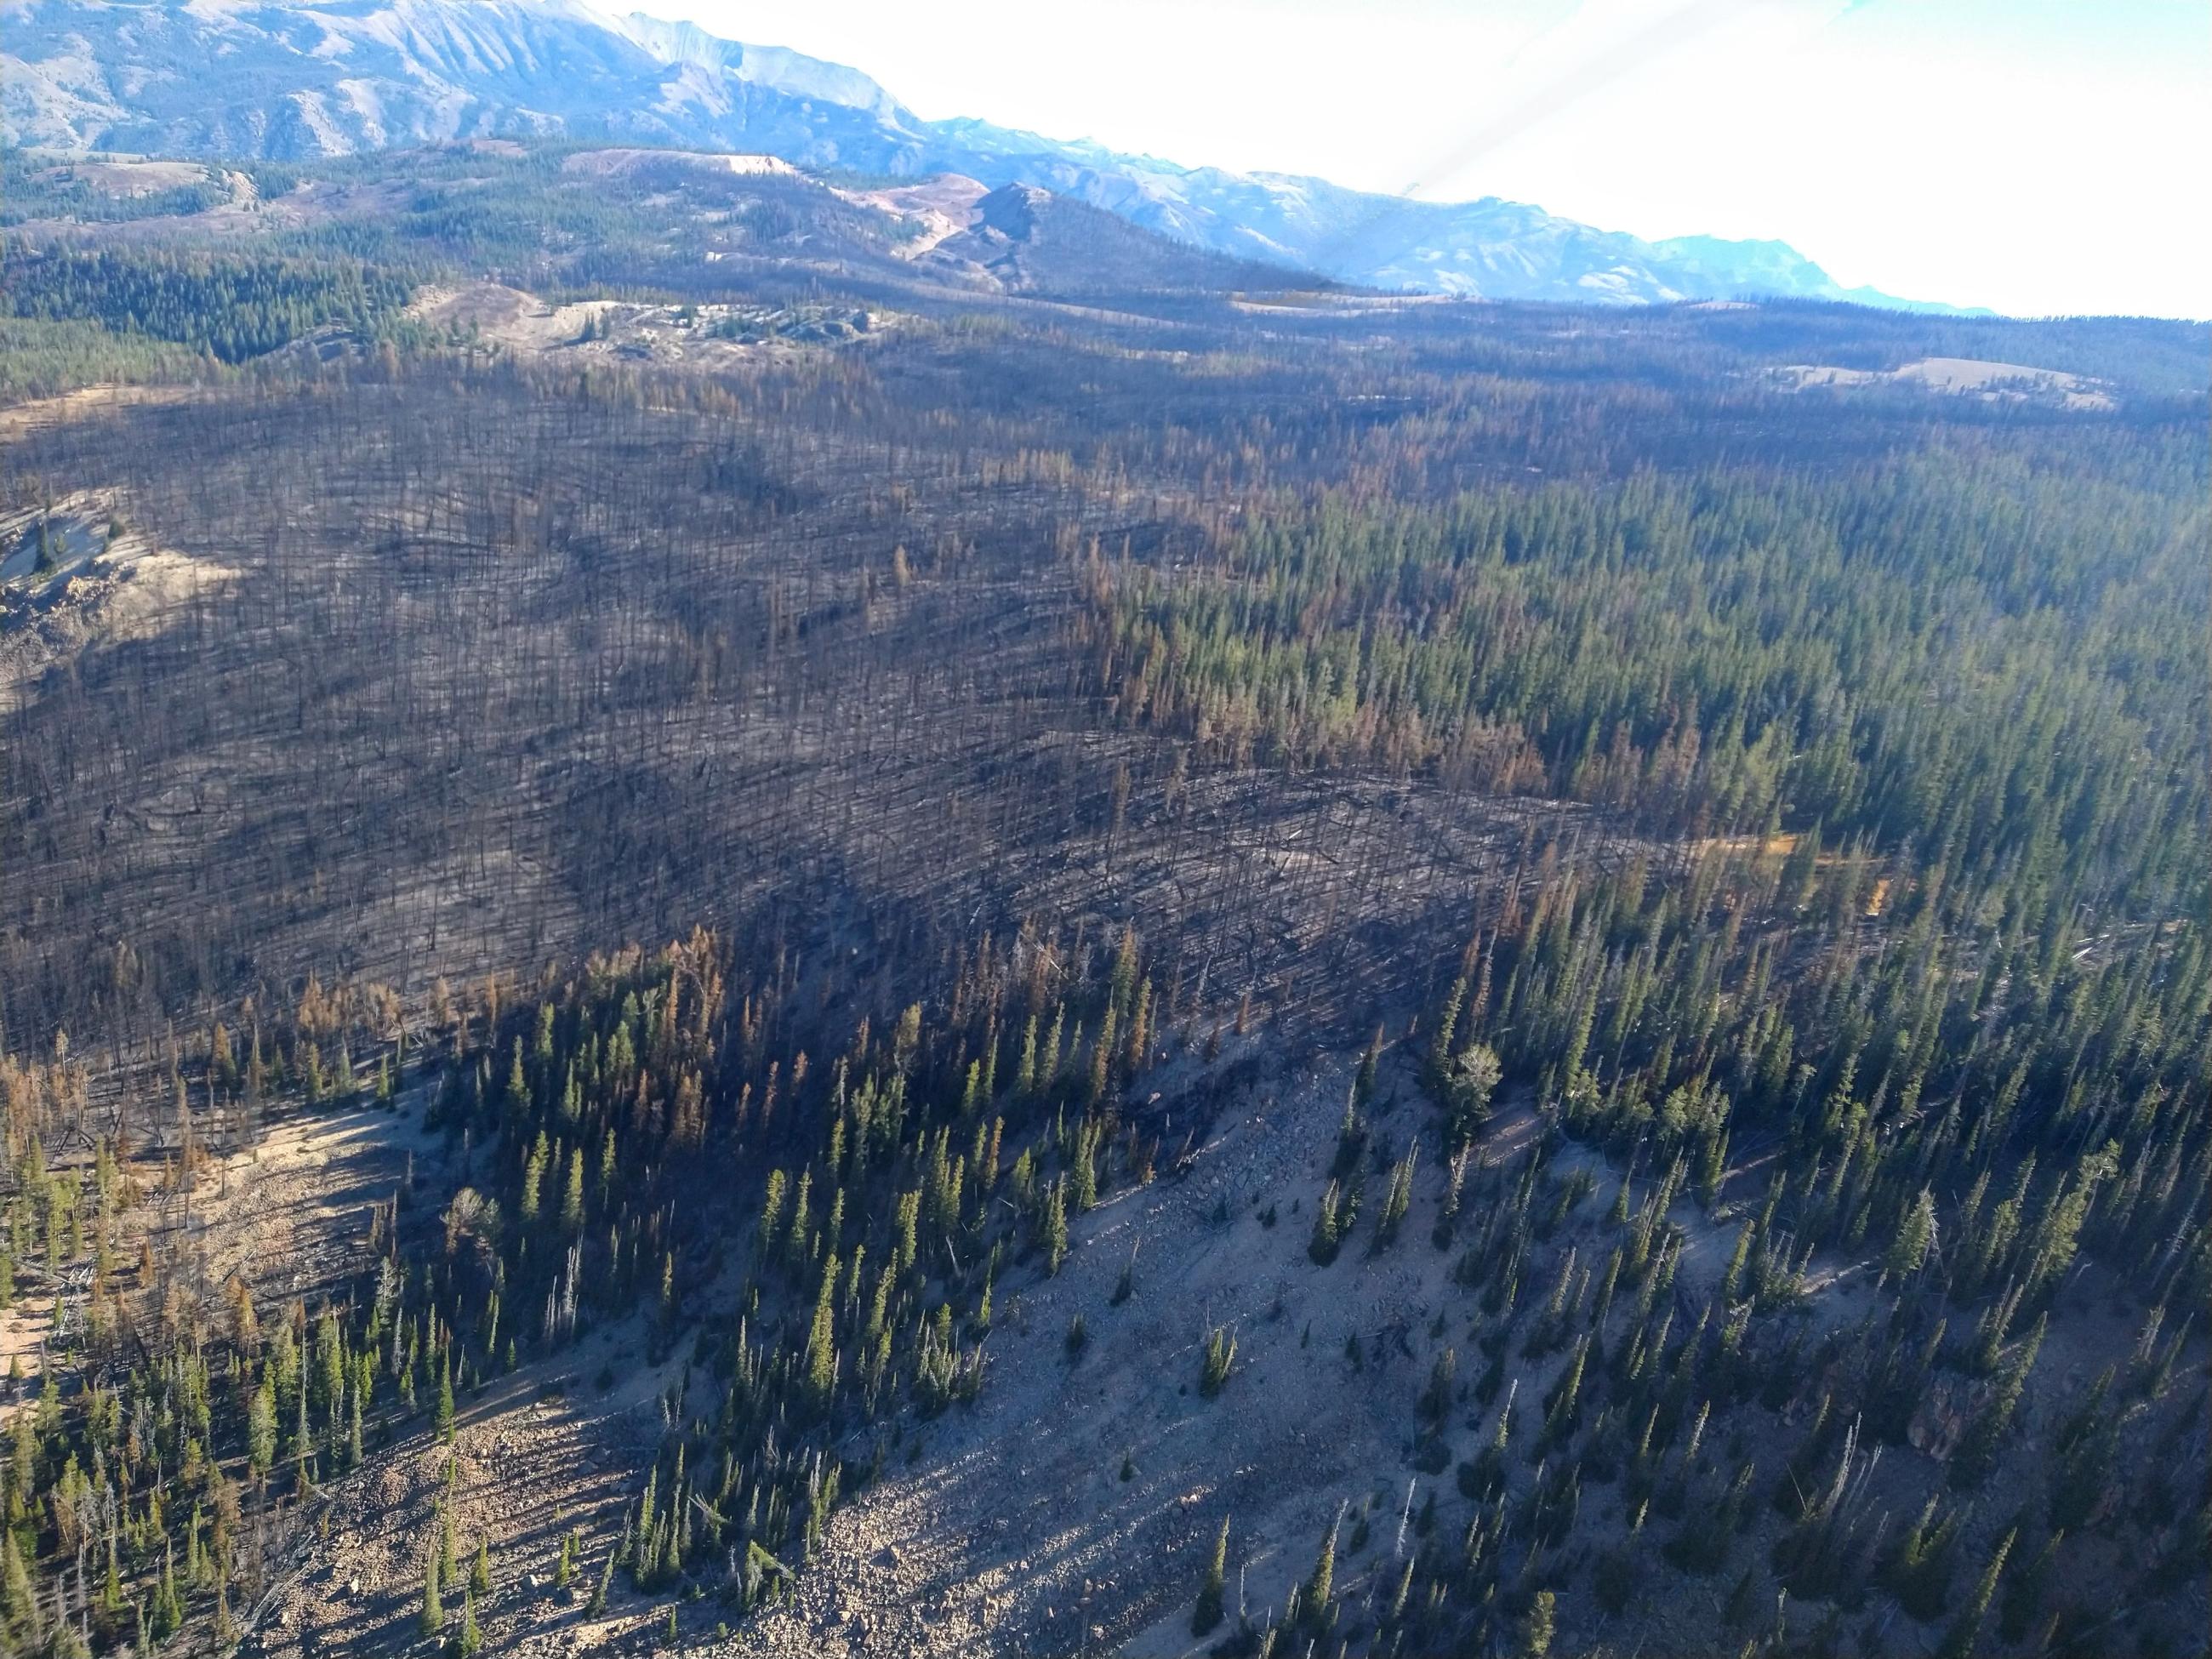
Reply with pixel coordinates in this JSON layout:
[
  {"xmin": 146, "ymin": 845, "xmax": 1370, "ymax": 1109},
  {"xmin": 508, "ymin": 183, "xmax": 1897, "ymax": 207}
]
[
  {"xmin": 0, "ymin": 138, "xmax": 2207, "ymax": 1659},
  {"xmin": 0, "ymin": 356, "xmax": 1604, "ymax": 1056}
]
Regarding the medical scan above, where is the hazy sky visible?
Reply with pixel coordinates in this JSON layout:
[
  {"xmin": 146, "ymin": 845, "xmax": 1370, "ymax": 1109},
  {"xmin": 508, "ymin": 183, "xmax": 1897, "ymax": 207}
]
[{"xmin": 664, "ymin": 0, "xmax": 2208, "ymax": 316}]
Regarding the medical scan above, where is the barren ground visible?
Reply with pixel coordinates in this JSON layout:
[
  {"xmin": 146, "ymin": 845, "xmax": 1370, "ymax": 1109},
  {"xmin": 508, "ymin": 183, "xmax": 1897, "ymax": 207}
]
[{"xmin": 1775, "ymin": 356, "xmax": 2116, "ymax": 409}]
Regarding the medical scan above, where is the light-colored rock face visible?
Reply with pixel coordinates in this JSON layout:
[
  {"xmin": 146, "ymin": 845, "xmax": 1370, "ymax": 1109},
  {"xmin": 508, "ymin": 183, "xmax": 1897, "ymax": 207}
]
[
  {"xmin": 0, "ymin": 479, "xmax": 241, "ymax": 712},
  {"xmin": 0, "ymin": 0, "xmax": 1973, "ymax": 310},
  {"xmin": 557, "ymin": 146, "xmax": 798, "ymax": 180},
  {"xmin": 0, "ymin": 0, "xmax": 930, "ymax": 168},
  {"xmin": 1772, "ymin": 356, "xmax": 2118, "ymax": 409},
  {"xmin": 829, "ymin": 174, "xmax": 990, "ymax": 261}
]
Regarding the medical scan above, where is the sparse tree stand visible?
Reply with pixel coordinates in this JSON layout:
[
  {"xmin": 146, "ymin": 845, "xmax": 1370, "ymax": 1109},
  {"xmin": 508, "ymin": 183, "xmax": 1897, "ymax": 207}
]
[{"xmin": 554, "ymin": 1533, "xmax": 575, "ymax": 1592}]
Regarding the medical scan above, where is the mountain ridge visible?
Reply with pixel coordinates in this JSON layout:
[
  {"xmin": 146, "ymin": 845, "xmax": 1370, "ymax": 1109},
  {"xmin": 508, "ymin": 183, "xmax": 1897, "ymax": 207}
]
[{"xmin": 0, "ymin": 0, "xmax": 1984, "ymax": 310}]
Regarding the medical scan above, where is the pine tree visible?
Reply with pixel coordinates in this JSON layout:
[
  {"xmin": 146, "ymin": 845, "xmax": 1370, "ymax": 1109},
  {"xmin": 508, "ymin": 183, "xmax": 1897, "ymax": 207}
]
[
  {"xmin": 2000, "ymin": 1529, "xmax": 2061, "ymax": 1643},
  {"xmin": 1427, "ymin": 975, "xmax": 1468, "ymax": 1089},
  {"xmin": 436, "ymin": 1354, "xmax": 456, "ymax": 1441},
  {"xmin": 294, "ymin": 1358, "xmax": 314, "ymax": 1477},
  {"xmin": 1884, "ymin": 1188, "xmax": 1936, "ymax": 1286},
  {"xmin": 519, "ymin": 1132, "xmax": 545, "ymax": 1223},
  {"xmin": 805, "ymin": 1252, "xmax": 841, "ymax": 1409},
  {"xmin": 1938, "ymin": 1529, "xmax": 2013, "ymax": 1659},
  {"xmin": 456, "ymin": 1588, "xmax": 482, "ymax": 1658},
  {"xmin": 1089, "ymin": 1006, "xmax": 1117, "ymax": 1108},
  {"xmin": 1886, "ymin": 1494, "xmax": 1964, "ymax": 1619},
  {"xmin": 506, "ymin": 1039, "xmax": 531, "ymax": 1115},
  {"xmin": 1723, "ymin": 1567, "xmax": 1759, "ymax": 1628},
  {"xmin": 1193, "ymin": 1514, "xmax": 1229, "ymax": 1635},
  {"xmin": 1518, "ymin": 1588, "xmax": 1556, "ymax": 1659},
  {"xmin": 562, "ymin": 1149, "xmax": 586, "ymax": 1232},
  {"xmin": 1418, "ymin": 1347, "xmax": 1457, "ymax": 1425},
  {"xmin": 1308, "ymin": 1179, "xmax": 1345, "ymax": 1266},
  {"xmin": 1307, "ymin": 1509, "xmax": 1337, "ymax": 1613},
  {"xmin": 1040, "ymin": 1179, "xmax": 1069, "ymax": 1276},
  {"xmin": 421, "ymin": 1541, "xmax": 445, "ymax": 1636},
  {"xmin": 1017, "ymin": 1013, "xmax": 1039, "ymax": 1097},
  {"xmin": 1376, "ymin": 1142, "xmax": 1417, "ymax": 1245},
  {"xmin": 1953, "ymin": 1314, "xmax": 2045, "ymax": 1488},
  {"xmin": 1200, "ymin": 1326, "xmax": 1236, "ymax": 1398},
  {"xmin": 2051, "ymin": 1367, "xmax": 2119, "ymax": 1530},
  {"xmin": 1720, "ymin": 1219, "xmax": 1755, "ymax": 1305},
  {"xmin": 152, "ymin": 1545, "xmax": 183, "ymax": 1640},
  {"xmin": 248, "ymin": 1371, "xmax": 278, "ymax": 1475},
  {"xmin": 1444, "ymin": 1042, "xmax": 1502, "ymax": 1151}
]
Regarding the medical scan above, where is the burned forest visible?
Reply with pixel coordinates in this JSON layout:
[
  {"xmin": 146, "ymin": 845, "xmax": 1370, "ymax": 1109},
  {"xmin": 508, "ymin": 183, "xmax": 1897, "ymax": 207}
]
[{"xmin": 0, "ymin": 134, "xmax": 2207, "ymax": 1659}]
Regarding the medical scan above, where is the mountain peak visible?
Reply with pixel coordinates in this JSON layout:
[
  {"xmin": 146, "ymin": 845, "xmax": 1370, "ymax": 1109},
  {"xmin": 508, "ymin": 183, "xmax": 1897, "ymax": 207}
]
[
  {"xmin": 604, "ymin": 8, "xmax": 910, "ymax": 122},
  {"xmin": 975, "ymin": 181, "xmax": 1052, "ymax": 230}
]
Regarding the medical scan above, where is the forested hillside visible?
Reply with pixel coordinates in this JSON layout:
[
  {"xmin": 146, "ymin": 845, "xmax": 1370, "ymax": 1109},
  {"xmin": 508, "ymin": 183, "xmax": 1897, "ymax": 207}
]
[{"xmin": 0, "ymin": 137, "xmax": 2204, "ymax": 1659}]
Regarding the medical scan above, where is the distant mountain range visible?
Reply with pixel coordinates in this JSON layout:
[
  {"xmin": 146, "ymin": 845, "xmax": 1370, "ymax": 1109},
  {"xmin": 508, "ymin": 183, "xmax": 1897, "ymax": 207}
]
[{"xmin": 0, "ymin": 0, "xmax": 1981, "ymax": 311}]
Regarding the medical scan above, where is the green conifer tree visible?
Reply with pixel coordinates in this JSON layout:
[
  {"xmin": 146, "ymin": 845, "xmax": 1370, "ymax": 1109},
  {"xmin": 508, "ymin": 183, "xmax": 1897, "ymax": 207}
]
[
  {"xmin": 1193, "ymin": 1515, "xmax": 1229, "ymax": 1635},
  {"xmin": 1518, "ymin": 1588, "xmax": 1556, "ymax": 1658},
  {"xmin": 1307, "ymin": 1508, "xmax": 1338, "ymax": 1612},
  {"xmin": 1040, "ymin": 1179, "xmax": 1069, "ymax": 1276},
  {"xmin": 1938, "ymin": 1530, "xmax": 2013, "ymax": 1659},
  {"xmin": 421, "ymin": 1542, "xmax": 445, "ymax": 1636}
]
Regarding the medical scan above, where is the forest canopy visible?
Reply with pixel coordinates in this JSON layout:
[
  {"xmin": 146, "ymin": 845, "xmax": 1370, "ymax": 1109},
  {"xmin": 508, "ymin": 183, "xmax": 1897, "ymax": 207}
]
[{"xmin": 1088, "ymin": 434, "xmax": 2208, "ymax": 924}]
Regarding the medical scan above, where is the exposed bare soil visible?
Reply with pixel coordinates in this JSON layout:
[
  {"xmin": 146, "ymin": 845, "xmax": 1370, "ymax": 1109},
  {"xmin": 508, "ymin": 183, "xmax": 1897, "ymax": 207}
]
[
  {"xmin": 1776, "ymin": 356, "xmax": 2117, "ymax": 409},
  {"xmin": 831, "ymin": 175, "xmax": 989, "ymax": 261},
  {"xmin": 0, "ymin": 487, "xmax": 239, "ymax": 708}
]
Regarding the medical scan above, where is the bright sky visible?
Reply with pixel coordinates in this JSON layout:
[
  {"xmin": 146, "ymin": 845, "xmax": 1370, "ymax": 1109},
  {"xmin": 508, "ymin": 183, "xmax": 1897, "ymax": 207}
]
[{"xmin": 664, "ymin": 0, "xmax": 2209, "ymax": 316}]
